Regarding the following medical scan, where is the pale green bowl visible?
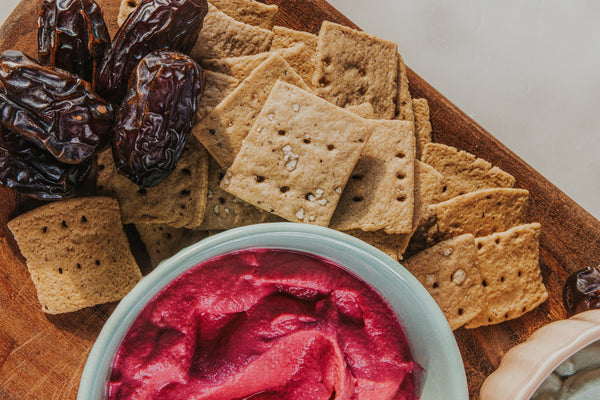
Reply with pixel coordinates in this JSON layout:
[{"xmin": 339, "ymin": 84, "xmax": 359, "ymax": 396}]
[{"xmin": 78, "ymin": 223, "xmax": 468, "ymax": 399}]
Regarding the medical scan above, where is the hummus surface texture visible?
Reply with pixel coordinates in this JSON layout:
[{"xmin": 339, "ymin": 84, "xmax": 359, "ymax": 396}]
[{"xmin": 107, "ymin": 249, "xmax": 419, "ymax": 400}]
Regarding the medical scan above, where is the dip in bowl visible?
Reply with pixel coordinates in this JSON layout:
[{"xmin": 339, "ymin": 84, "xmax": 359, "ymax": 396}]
[{"xmin": 79, "ymin": 223, "xmax": 468, "ymax": 399}]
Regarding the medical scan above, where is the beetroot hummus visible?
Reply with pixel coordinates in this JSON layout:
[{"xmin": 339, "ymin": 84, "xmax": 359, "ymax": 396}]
[{"xmin": 107, "ymin": 249, "xmax": 420, "ymax": 400}]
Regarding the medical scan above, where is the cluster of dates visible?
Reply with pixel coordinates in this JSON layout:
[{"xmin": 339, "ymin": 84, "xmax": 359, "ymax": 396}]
[{"xmin": 0, "ymin": 0, "xmax": 208, "ymax": 199}]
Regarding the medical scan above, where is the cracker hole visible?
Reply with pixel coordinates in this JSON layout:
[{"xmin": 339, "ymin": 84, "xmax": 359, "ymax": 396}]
[
  {"xmin": 95, "ymin": 260, "xmax": 100, "ymax": 265},
  {"xmin": 97, "ymin": 164, "xmax": 105, "ymax": 171},
  {"xmin": 358, "ymin": 139, "xmax": 364, "ymax": 143},
  {"xmin": 181, "ymin": 189, "xmax": 191, "ymax": 196},
  {"xmin": 305, "ymin": 193, "xmax": 314, "ymax": 200},
  {"xmin": 497, "ymin": 201, "xmax": 502, "ymax": 206},
  {"xmin": 358, "ymin": 68, "xmax": 366, "ymax": 77},
  {"xmin": 81, "ymin": 215, "xmax": 87, "ymax": 223},
  {"xmin": 522, "ymin": 307, "xmax": 527, "ymax": 312},
  {"xmin": 219, "ymin": 197, "xmax": 226, "ymax": 204},
  {"xmin": 61, "ymin": 220, "xmax": 68, "ymax": 228},
  {"xmin": 322, "ymin": 56, "xmax": 331, "ymax": 66},
  {"xmin": 138, "ymin": 188, "xmax": 147, "ymax": 195},
  {"xmin": 482, "ymin": 280, "xmax": 487, "ymax": 287},
  {"xmin": 58, "ymin": 268, "xmax": 63, "ymax": 274},
  {"xmin": 442, "ymin": 186, "xmax": 447, "ymax": 193},
  {"xmin": 327, "ymin": 144, "xmax": 335, "ymax": 151},
  {"xmin": 76, "ymin": 263, "xmax": 81, "ymax": 269},
  {"xmin": 255, "ymin": 176, "xmax": 265, "ymax": 183},
  {"xmin": 500, "ymin": 276, "xmax": 505, "ymax": 283},
  {"xmin": 280, "ymin": 186, "xmax": 290, "ymax": 193},
  {"xmin": 358, "ymin": 86, "xmax": 367, "ymax": 96},
  {"xmin": 166, "ymin": 233, "xmax": 172, "ymax": 239},
  {"xmin": 396, "ymin": 173, "xmax": 405, "ymax": 179},
  {"xmin": 42, "ymin": 226, "xmax": 47, "ymax": 233},
  {"xmin": 318, "ymin": 77, "xmax": 330, "ymax": 87},
  {"xmin": 182, "ymin": 168, "xmax": 191, "ymax": 175},
  {"xmin": 486, "ymin": 194, "xmax": 492, "ymax": 199},
  {"xmin": 458, "ymin": 308, "xmax": 463, "ymax": 316},
  {"xmin": 180, "ymin": 204, "xmax": 186, "ymax": 209},
  {"xmin": 278, "ymin": 130, "xmax": 286, "ymax": 136},
  {"xmin": 495, "ymin": 238, "xmax": 500, "ymax": 245},
  {"xmin": 395, "ymin": 152, "xmax": 405, "ymax": 158},
  {"xmin": 488, "ymin": 317, "xmax": 492, "ymax": 323},
  {"xmin": 352, "ymin": 196, "xmax": 364, "ymax": 202},
  {"xmin": 432, "ymin": 282, "xmax": 439, "ymax": 289},
  {"xmin": 396, "ymin": 195, "xmax": 406, "ymax": 202},
  {"xmin": 208, "ymin": 128, "xmax": 216, "ymax": 135},
  {"xmin": 303, "ymin": 138, "xmax": 311, "ymax": 144},
  {"xmin": 504, "ymin": 313, "xmax": 509, "ymax": 319},
  {"xmin": 477, "ymin": 243, "xmax": 483, "ymax": 249},
  {"xmin": 351, "ymin": 174, "xmax": 364, "ymax": 181},
  {"xmin": 217, "ymin": 172, "xmax": 225, "ymax": 180},
  {"xmin": 127, "ymin": 0, "xmax": 136, "ymax": 7}
]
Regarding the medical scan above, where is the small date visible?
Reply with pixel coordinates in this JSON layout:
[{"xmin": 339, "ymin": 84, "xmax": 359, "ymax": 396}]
[
  {"xmin": 0, "ymin": 126, "xmax": 91, "ymax": 200},
  {"xmin": 113, "ymin": 50, "xmax": 204, "ymax": 188},
  {"xmin": 95, "ymin": 0, "xmax": 208, "ymax": 103},
  {"xmin": 38, "ymin": 0, "xmax": 110, "ymax": 84},
  {"xmin": 0, "ymin": 50, "xmax": 114, "ymax": 164},
  {"xmin": 564, "ymin": 265, "xmax": 600, "ymax": 317}
]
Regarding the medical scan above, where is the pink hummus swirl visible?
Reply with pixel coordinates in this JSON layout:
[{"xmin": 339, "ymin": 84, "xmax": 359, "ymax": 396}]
[{"xmin": 107, "ymin": 249, "xmax": 420, "ymax": 400}]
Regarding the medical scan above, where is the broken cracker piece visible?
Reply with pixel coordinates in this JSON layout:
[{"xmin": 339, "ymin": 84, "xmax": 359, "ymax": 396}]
[
  {"xmin": 403, "ymin": 234, "xmax": 484, "ymax": 330},
  {"xmin": 7, "ymin": 197, "xmax": 142, "ymax": 314},
  {"xmin": 221, "ymin": 80, "xmax": 372, "ymax": 226},
  {"xmin": 465, "ymin": 223, "xmax": 547, "ymax": 329},
  {"xmin": 395, "ymin": 52, "xmax": 414, "ymax": 122}
]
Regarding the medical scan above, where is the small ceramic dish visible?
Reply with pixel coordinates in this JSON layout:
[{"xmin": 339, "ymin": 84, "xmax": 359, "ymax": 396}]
[
  {"xmin": 78, "ymin": 223, "xmax": 468, "ymax": 399},
  {"xmin": 480, "ymin": 309, "xmax": 600, "ymax": 400}
]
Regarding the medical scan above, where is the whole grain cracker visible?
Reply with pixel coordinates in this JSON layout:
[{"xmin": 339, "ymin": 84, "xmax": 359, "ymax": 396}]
[
  {"xmin": 276, "ymin": 44, "xmax": 316, "ymax": 88},
  {"xmin": 198, "ymin": 71, "xmax": 240, "ymax": 120},
  {"xmin": 314, "ymin": 21, "xmax": 398, "ymax": 119},
  {"xmin": 7, "ymin": 197, "xmax": 141, "ymax": 314},
  {"xmin": 412, "ymin": 98, "xmax": 432, "ymax": 159},
  {"xmin": 97, "ymin": 138, "xmax": 209, "ymax": 228},
  {"xmin": 190, "ymin": 4, "xmax": 274, "ymax": 60},
  {"xmin": 135, "ymin": 223, "xmax": 189, "ymax": 269},
  {"xmin": 221, "ymin": 80, "xmax": 372, "ymax": 226},
  {"xmin": 272, "ymin": 26, "xmax": 318, "ymax": 51},
  {"xmin": 201, "ymin": 53, "xmax": 271, "ymax": 81},
  {"xmin": 330, "ymin": 119, "xmax": 415, "ymax": 234},
  {"xmin": 465, "ymin": 223, "xmax": 547, "ymax": 329},
  {"xmin": 395, "ymin": 52, "xmax": 414, "ymax": 122},
  {"xmin": 434, "ymin": 188, "xmax": 530, "ymax": 241},
  {"xmin": 117, "ymin": 0, "xmax": 140, "ymax": 27},
  {"xmin": 403, "ymin": 234, "xmax": 484, "ymax": 330},
  {"xmin": 199, "ymin": 156, "xmax": 283, "ymax": 230},
  {"xmin": 422, "ymin": 142, "xmax": 516, "ymax": 200},
  {"xmin": 192, "ymin": 54, "xmax": 308, "ymax": 169},
  {"xmin": 210, "ymin": 0, "xmax": 278, "ymax": 30}
]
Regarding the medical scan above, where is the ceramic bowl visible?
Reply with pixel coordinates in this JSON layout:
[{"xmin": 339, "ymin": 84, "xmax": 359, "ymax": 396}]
[
  {"xmin": 78, "ymin": 223, "xmax": 468, "ymax": 399},
  {"xmin": 480, "ymin": 309, "xmax": 600, "ymax": 399}
]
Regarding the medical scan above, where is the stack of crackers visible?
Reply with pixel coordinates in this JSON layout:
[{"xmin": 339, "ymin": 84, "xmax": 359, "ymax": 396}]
[{"xmin": 7, "ymin": 0, "xmax": 547, "ymax": 331}]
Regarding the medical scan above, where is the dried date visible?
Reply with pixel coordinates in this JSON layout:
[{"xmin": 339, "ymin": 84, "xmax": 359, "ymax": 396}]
[
  {"xmin": 0, "ymin": 126, "xmax": 91, "ymax": 200},
  {"xmin": 38, "ymin": 0, "xmax": 110, "ymax": 84},
  {"xmin": 564, "ymin": 265, "xmax": 600, "ymax": 317},
  {"xmin": 95, "ymin": 0, "xmax": 208, "ymax": 103},
  {"xmin": 113, "ymin": 50, "xmax": 204, "ymax": 188},
  {"xmin": 0, "ymin": 50, "xmax": 114, "ymax": 164}
]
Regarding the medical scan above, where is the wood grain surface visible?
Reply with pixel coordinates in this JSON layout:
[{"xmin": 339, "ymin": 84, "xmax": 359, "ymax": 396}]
[{"xmin": 1, "ymin": 0, "xmax": 600, "ymax": 399}]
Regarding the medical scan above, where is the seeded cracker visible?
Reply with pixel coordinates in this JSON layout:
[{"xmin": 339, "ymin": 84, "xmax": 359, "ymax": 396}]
[
  {"xmin": 198, "ymin": 71, "xmax": 240, "ymax": 119},
  {"xmin": 403, "ymin": 234, "xmax": 484, "ymax": 330},
  {"xmin": 97, "ymin": 138, "xmax": 209, "ymax": 228},
  {"xmin": 193, "ymin": 54, "xmax": 308, "ymax": 169},
  {"xmin": 422, "ymin": 143, "xmax": 516, "ymax": 200},
  {"xmin": 412, "ymin": 98, "xmax": 432, "ymax": 159},
  {"xmin": 190, "ymin": 4, "xmax": 274, "ymax": 60},
  {"xmin": 221, "ymin": 81, "xmax": 372, "ymax": 226},
  {"xmin": 330, "ymin": 120, "xmax": 415, "ymax": 234},
  {"xmin": 395, "ymin": 53, "xmax": 414, "ymax": 122},
  {"xmin": 434, "ymin": 188, "xmax": 530, "ymax": 241},
  {"xmin": 7, "ymin": 197, "xmax": 141, "ymax": 314},
  {"xmin": 314, "ymin": 21, "xmax": 398, "ymax": 119},
  {"xmin": 199, "ymin": 156, "xmax": 283, "ymax": 230},
  {"xmin": 209, "ymin": 0, "xmax": 278, "ymax": 30},
  {"xmin": 465, "ymin": 223, "xmax": 547, "ymax": 328}
]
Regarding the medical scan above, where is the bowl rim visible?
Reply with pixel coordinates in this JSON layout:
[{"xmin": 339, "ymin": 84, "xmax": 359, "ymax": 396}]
[{"xmin": 78, "ymin": 222, "xmax": 468, "ymax": 399}]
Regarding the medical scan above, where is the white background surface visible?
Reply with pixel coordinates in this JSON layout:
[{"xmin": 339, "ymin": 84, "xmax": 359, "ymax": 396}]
[{"xmin": 0, "ymin": 0, "xmax": 599, "ymax": 219}]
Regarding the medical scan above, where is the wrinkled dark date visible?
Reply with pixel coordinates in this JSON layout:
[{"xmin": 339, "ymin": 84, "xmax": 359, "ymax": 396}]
[
  {"xmin": 0, "ymin": 126, "xmax": 91, "ymax": 200},
  {"xmin": 38, "ymin": 0, "xmax": 110, "ymax": 84},
  {"xmin": 0, "ymin": 50, "xmax": 114, "ymax": 164},
  {"xmin": 564, "ymin": 265, "xmax": 600, "ymax": 317},
  {"xmin": 95, "ymin": 0, "xmax": 208, "ymax": 103},
  {"xmin": 113, "ymin": 50, "xmax": 204, "ymax": 188}
]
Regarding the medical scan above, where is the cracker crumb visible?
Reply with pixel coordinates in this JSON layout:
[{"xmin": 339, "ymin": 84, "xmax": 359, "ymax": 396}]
[
  {"xmin": 224, "ymin": 208, "xmax": 231, "ymax": 214},
  {"xmin": 318, "ymin": 199, "xmax": 328, "ymax": 206},
  {"xmin": 283, "ymin": 145, "xmax": 299, "ymax": 171},
  {"xmin": 315, "ymin": 189, "xmax": 324, "ymax": 198},
  {"xmin": 307, "ymin": 194, "xmax": 316, "ymax": 202},
  {"xmin": 452, "ymin": 269, "xmax": 467, "ymax": 285},
  {"xmin": 267, "ymin": 113, "xmax": 274, "ymax": 120},
  {"xmin": 213, "ymin": 206, "xmax": 220, "ymax": 214},
  {"xmin": 295, "ymin": 208, "xmax": 305, "ymax": 220},
  {"xmin": 293, "ymin": 104, "xmax": 300, "ymax": 112},
  {"xmin": 443, "ymin": 249, "xmax": 452, "ymax": 256}
]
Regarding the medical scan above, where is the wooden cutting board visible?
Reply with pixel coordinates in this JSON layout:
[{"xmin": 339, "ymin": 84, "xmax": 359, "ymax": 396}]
[{"xmin": 1, "ymin": 0, "xmax": 599, "ymax": 399}]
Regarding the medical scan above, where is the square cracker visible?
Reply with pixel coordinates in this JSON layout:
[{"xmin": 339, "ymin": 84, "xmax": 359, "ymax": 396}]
[
  {"xmin": 395, "ymin": 53, "xmax": 414, "ymax": 122},
  {"xmin": 422, "ymin": 142, "xmax": 516, "ymax": 200},
  {"xmin": 221, "ymin": 80, "xmax": 372, "ymax": 226},
  {"xmin": 201, "ymin": 53, "xmax": 271, "ymax": 81},
  {"xmin": 412, "ymin": 98, "xmax": 432, "ymax": 159},
  {"xmin": 7, "ymin": 197, "xmax": 141, "ymax": 314},
  {"xmin": 190, "ymin": 4, "xmax": 274, "ymax": 60},
  {"xmin": 97, "ymin": 138, "xmax": 209, "ymax": 228},
  {"xmin": 210, "ymin": 0, "xmax": 278, "ymax": 30},
  {"xmin": 330, "ymin": 119, "xmax": 415, "ymax": 234},
  {"xmin": 403, "ymin": 234, "xmax": 484, "ymax": 330},
  {"xmin": 198, "ymin": 71, "xmax": 240, "ymax": 120},
  {"xmin": 198, "ymin": 156, "xmax": 283, "ymax": 230},
  {"xmin": 314, "ymin": 21, "xmax": 398, "ymax": 119},
  {"xmin": 465, "ymin": 223, "xmax": 548, "ymax": 329},
  {"xmin": 193, "ymin": 54, "xmax": 308, "ymax": 169},
  {"xmin": 434, "ymin": 188, "xmax": 530, "ymax": 241}
]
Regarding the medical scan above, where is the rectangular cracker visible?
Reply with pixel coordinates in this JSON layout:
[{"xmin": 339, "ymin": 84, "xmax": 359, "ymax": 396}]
[
  {"xmin": 395, "ymin": 53, "xmax": 414, "ymax": 121},
  {"xmin": 434, "ymin": 188, "xmax": 530, "ymax": 241},
  {"xmin": 201, "ymin": 53, "xmax": 271, "ymax": 81},
  {"xmin": 190, "ymin": 4, "xmax": 274, "ymax": 60},
  {"xmin": 7, "ymin": 197, "xmax": 141, "ymax": 314},
  {"xmin": 403, "ymin": 234, "xmax": 484, "ymax": 330},
  {"xmin": 198, "ymin": 71, "xmax": 240, "ymax": 119},
  {"xmin": 314, "ymin": 21, "xmax": 398, "ymax": 119},
  {"xmin": 97, "ymin": 138, "xmax": 209, "ymax": 228},
  {"xmin": 221, "ymin": 80, "xmax": 373, "ymax": 226},
  {"xmin": 330, "ymin": 120, "xmax": 415, "ymax": 234},
  {"xmin": 199, "ymin": 156, "xmax": 283, "ymax": 230},
  {"xmin": 412, "ymin": 98, "xmax": 432, "ymax": 159},
  {"xmin": 465, "ymin": 223, "xmax": 547, "ymax": 328},
  {"xmin": 192, "ymin": 54, "xmax": 309, "ymax": 169},
  {"xmin": 210, "ymin": 0, "xmax": 278, "ymax": 30},
  {"xmin": 422, "ymin": 142, "xmax": 516, "ymax": 200}
]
